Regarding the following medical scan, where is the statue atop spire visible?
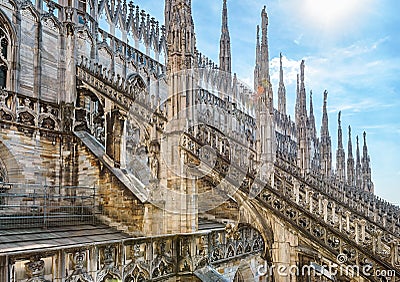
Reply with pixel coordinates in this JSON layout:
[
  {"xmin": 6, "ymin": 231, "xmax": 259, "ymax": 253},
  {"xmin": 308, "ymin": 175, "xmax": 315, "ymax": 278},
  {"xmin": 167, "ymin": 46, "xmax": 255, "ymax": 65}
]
[
  {"xmin": 277, "ymin": 52, "xmax": 286, "ymax": 115},
  {"xmin": 219, "ymin": 0, "xmax": 231, "ymax": 73}
]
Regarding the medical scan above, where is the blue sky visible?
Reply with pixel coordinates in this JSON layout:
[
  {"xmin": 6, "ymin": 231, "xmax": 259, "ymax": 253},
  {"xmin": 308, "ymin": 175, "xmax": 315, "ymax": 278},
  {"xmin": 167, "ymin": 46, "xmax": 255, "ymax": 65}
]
[{"xmin": 137, "ymin": 0, "xmax": 400, "ymax": 204}]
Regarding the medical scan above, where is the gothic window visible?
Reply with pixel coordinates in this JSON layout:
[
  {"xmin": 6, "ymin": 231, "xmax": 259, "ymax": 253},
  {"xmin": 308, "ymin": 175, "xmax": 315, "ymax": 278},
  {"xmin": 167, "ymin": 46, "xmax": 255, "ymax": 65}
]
[{"xmin": 0, "ymin": 26, "xmax": 11, "ymax": 89}]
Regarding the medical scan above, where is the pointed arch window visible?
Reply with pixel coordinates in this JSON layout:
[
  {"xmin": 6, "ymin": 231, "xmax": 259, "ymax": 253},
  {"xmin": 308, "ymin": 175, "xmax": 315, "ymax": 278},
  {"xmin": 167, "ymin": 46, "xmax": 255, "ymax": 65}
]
[{"xmin": 0, "ymin": 26, "xmax": 11, "ymax": 89}]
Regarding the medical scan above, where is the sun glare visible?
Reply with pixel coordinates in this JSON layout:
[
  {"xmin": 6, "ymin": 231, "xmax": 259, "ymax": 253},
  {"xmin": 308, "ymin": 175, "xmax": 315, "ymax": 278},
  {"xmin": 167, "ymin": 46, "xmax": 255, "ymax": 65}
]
[{"xmin": 302, "ymin": 0, "xmax": 365, "ymax": 33}]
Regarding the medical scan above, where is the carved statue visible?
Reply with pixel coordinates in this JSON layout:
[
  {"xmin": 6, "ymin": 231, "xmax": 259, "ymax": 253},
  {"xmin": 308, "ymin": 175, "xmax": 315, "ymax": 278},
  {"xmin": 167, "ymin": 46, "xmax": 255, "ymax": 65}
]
[{"xmin": 150, "ymin": 153, "xmax": 159, "ymax": 179}]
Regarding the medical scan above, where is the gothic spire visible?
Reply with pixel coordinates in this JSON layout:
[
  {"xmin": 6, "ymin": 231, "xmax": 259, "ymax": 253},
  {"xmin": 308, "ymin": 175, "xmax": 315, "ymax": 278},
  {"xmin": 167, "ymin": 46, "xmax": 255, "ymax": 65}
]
[
  {"xmin": 362, "ymin": 131, "xmax": 374, "ymax": 192},
  {"xmin": 295, "ymin": 61, "xmax": 307, "ymax": 125},
  {"xmin": 320, "ymin": 90, "xmax": 332, "ymax": 178},
  {"xmin": 260, "ymin": 6, "xmax": 270, "ymax": 81},
  {"xmin": 277, "ymin": 52, "xmax": 286, "ymax": 114},
  {"xmin": 254, "ymin": 6, "xmax": 273, "ymax": 112},
  {"xmin": 295, "ymin": 74, "xmax": 300, "ymax": 124},
  {"xmin": 254, "ymin": 25, "xmax": 260, "ymax": 91},
  {"xmin": 219, "ymin": 0, "xmax": 231, "ymax": 73},
  {"xmin": 309, "ymin": 90, "xmax": 316, "ymax": 140},
  {"xmin": 166, "ymin": 0, "xmax": 196, "ymax": 73},
  {"xmin": 321, "ymin": 90, "xmax": 329, "ymax": 138},
  {"xmin": 300, "ymin": 60, "xmax": 307, "ymax": 116},
  {"xmin": 347, "ymin": 125, "xmax": 355, "ymax": 186},
  {"xmin": 355, "ymin": 135, "xmax": 362, "ymax": 189},
  {"xmin": 336, "ymin": 111, "xmax": 345, "ymax": 182}
]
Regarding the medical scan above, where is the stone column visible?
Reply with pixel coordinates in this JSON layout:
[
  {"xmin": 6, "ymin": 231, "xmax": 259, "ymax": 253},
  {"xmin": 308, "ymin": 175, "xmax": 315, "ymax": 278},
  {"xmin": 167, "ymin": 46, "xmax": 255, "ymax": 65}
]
[
  {"xmin": 331, "ymin": 202, "xmax": 336, "ymax": 224},
  {"xmin": 359, "ymin": 219, "xmax": 366, "ymax": 243},
  {"xmin": 322, "ymin": 199, "xmax": 328, "ymax": 222},
  {"xmin": 354, "ymin": 219, "xmax": 359, "ymax": 244},
  {"xmin": 344, "ymin": 211, "xmax": 351, "ymax": 232},
  {"xmin": 382, "ymin": 214, "xmax": 387, "ymax": 228},
  {"xmin": 318, "ymin": 194, "xmax": 323, "ymax": 214},
  {"xmin": 294, "ymin": 181, "xmax": 300, "ymax": 204},
  {"xmin": 309, "ymin": 191, "xmax": 314, "ymax": 213}
]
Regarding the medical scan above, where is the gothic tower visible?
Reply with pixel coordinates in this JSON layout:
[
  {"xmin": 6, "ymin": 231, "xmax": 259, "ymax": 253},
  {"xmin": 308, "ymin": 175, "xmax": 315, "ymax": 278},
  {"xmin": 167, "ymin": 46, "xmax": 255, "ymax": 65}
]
[
  {"xmin": 320, "ymin": 90, "xmax": 332, "ymax": 178},
  {"xmin": 336, "ymin": 111, "xmax": 345, "ymax": 182},
  {"xmin": 347, "ymin": 126, "xmax": 355, "ymax": 186},
  {"xmin": 254, "ymin": 6, "xmax": 275, "ymax": 183},
  {"xmin": 161, "ymin": 0, "xmax": 198, "ymax": 234},
  {"xmin": 219, "ymin": 0, "xmax": 231, "ymax": 74}
]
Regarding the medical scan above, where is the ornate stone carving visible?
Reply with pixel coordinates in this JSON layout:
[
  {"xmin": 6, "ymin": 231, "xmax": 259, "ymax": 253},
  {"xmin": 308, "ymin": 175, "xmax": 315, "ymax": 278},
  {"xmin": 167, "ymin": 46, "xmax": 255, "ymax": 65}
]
[
  {"xmin": 66, "ymin": 251, "xmax": 94, "ymax": 282},
  {"xmin": 24, "ymin": 256, "xmax": 49, "ymax": 282},
  {"xmin": 97, "ymin": 245, "xmax": 121, "ymax": 281}
]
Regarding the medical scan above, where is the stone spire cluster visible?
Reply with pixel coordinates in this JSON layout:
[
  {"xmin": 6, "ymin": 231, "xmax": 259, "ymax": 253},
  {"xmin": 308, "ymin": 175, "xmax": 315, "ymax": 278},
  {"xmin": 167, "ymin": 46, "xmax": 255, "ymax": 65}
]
[
  {"xmin": 248, "ymin": 7, "xmax": 373, "ymax": 192},
  {"xmin": 165, "ymin": 1, "xmax": 376, "ymax": 194}
]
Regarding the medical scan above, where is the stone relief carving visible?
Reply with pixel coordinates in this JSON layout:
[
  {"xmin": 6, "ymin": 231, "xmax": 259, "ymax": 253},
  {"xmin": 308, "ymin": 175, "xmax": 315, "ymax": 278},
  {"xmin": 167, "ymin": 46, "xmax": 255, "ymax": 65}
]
[
  {"xmin": 97, "ymin": 245, "xmax": 122, "ymax": 282},
  {"xmin": 66, "ymin": 251, "xmax": 94, "ymax": 282},
  {"xmin": 24, "ymin": 256, "xmax": 50, "ymax": 282}
]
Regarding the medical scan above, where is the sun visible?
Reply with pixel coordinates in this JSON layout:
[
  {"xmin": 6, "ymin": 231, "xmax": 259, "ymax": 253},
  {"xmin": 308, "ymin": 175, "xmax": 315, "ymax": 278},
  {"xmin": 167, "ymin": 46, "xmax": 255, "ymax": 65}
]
[{"xmin": 302, "ymin": 0, "xmax": 365, "ymax": 32}]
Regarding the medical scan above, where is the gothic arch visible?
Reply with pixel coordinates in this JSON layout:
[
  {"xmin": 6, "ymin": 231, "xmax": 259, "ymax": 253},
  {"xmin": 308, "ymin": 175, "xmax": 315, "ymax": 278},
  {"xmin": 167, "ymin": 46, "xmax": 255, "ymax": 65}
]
[
  {"xmin": 234, "ymin": 195, "xmax": 274, "ymax": 262},
  {"xmin": 75, "ymin": 88, "xmax": 105, "ymax": 145},
  {"xmin": 0, "ymin": 10, "xmax": 16, "ymax": 91}
]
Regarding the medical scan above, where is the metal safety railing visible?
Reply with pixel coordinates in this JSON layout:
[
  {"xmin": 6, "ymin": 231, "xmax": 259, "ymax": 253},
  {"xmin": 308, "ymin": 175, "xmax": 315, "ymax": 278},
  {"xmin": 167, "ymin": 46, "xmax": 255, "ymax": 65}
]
[{"xmin": 0, "ymin": 182, "xmax": 97, "ymax": 229}]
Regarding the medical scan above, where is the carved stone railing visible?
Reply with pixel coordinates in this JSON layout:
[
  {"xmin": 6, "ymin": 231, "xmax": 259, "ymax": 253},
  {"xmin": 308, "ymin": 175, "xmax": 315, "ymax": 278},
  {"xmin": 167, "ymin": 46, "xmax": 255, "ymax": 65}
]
[
  {"xmin": 6, "ymin": 225, "xmax": 264, "ymax": 281},
  {"xmin": 76, "ymin": 60, "xmax": 167, "ymax": 132},
  {"xmin": 275, "ymin": 157, "xmax": 400, "ymax": 238},
  {"xmin": 0, "ymin": 89, "xmax": 62, "ymax": 137},
  {"xmin": 179, "ymin": 134, "xmax": 400, "ymax": 280}
]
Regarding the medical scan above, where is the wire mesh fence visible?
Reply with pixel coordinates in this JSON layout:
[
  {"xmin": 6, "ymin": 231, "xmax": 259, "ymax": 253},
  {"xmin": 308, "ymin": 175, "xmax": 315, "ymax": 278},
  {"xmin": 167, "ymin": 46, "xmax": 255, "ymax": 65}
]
[{"xmin": 0, "ymin": 182, "xmax": 97, "ymax": 229}]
